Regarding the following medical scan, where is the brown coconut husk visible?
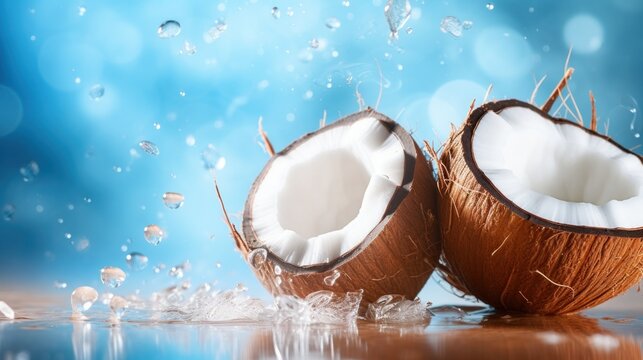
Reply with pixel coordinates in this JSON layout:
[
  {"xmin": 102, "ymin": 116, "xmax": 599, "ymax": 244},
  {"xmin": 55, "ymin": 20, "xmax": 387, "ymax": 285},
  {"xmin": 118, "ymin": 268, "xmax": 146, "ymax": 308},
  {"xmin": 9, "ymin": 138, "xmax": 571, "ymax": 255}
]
[
  {"xmin": 216, "ymin": 108, "xmax": 441, "ymax": 308},
  {"xmin": 434, "ymin": 94, "xmax": 643, "ymax": 314}
]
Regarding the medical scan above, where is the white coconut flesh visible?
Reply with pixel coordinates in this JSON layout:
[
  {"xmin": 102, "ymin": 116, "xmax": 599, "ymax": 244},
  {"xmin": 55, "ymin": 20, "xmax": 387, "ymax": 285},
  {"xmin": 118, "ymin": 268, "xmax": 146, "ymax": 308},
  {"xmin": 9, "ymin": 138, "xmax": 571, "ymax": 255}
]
[
  {"xmin": 250, "ymin": 116, "xmax": 408, "ymax": 267},
  {"xmin": 472, "ymin": 106, "xmax": 643, "ymax": 229}
]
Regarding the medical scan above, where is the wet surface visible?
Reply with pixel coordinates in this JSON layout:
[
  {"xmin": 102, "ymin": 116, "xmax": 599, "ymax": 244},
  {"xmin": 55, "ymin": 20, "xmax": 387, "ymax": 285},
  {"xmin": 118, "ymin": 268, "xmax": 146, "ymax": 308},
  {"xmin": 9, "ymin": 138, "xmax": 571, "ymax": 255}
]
[{"xmin": 0, "ymin": 292, "xmax": 641, "ymax": 359}]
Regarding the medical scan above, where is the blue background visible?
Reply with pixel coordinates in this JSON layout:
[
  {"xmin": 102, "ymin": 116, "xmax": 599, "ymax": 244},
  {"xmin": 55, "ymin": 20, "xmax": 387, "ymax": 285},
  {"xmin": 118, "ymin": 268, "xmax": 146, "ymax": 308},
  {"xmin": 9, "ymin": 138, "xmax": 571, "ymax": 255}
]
[{"xmin": 0, "ymin": 0, "xmax": 641, "ymax": 304}]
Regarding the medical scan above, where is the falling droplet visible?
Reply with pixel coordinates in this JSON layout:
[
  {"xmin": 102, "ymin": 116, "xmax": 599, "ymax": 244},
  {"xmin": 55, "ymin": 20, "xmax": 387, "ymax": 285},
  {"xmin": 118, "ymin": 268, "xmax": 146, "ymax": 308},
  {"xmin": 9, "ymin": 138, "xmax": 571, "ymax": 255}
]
[
  {"xmin": 286, "ymin": 7, "xmax": 294, "ymax": 17},
  {"xmin": 180, "ymin": 41, "xmax": 197, "ymax": 55},
  {"xmin": 203, "ymin": 20, "xmax": 228, "ymax": 43},
  {"xmin": 54, "ymin": 281, "xmax": 68, "ymax": 289},
  {"xmin": 153, "ymin": 263, "xmax": 166, "ymax": 274},
  {"xmin": 19, "ymin": 161, "xmax": 40, "ymax": 182},
  {"xmin": 100, "ymin": 266, "xmax": 126, "ymax": 288},
  {"xmin": 309, "ymin": 38, "xmax": 320, "ymax": 49},
  {"xmin": 65, "ymin": 233, "xmax": 72, "ymax": 240},
  {"xmin": 440, "ymin": 16, "xmax": 464, "ymax": 37},
  {"xmin": 325, "ymin": 17, "xmax": 341, "ymax": 30},
  {"xmin": 139, "ymin": 140, "xmax": 160, "ymax": 156},
  {"xmin": 169, "ymin": 262, "xmax": 188, "ymax": 279},
  {"xmin": 215, "ymin": 261, "xmax": 222, "ymax": 269},
  {"xmin": 323, "ymin": 270, "xmax": 341, "ymax": 286},
  {"xmin": 109, "ymin": 296, "xmax": 128, "ymax": 320},
  {"xmin": 2, "ymin": 204, "xmax": 15, "ymax": 221},
  {"xmin": 201, "ymin": 144, "xmax": 226, "ymax": 171},
  {"xmin": 153, "ymin": 122, "xmax": 161, "ymax": 130},
  {"xmin": 0, "ymin": 301, "xmax": 15, "ymax": 320},
  {"xmin": 157, "ymin": 20, "xmax": 181, "ymax": 38},
  {"xmin": 384, "ymin": 0, "xmax": 411, "ymax": 39},
  {"xmin": 143, "ymin": 224, "xmax": 165, "ymax": 245},
  {"xmin": 271, "ymin": 6, "xmax": 281, "ymax": 19},
  {"xmin": 185, "ymin": 135, "xmax": 196, "ymax": 146},
  {"xmin": 70, "ymin": 286, "xmax": 98, "ymax": 313},
  {"xmin": 248, "ymin": 248, "xmax": 267, "ymax": 268},
  {"xmin": 78, "ymin": 6, "xmax": 86, "ymax": 16},
  {"xmin": 486, "ymin": 3, "xmax": 495, "ymax": 10},
  {"xmin": 83, "ymin": 196, "xmax": 92, "ymax": 204},
  {"xmin": 88, "ymin": 84, "xmax": 105, "ymax": 100},
  {"xmin": 76, "ymin": 238, "xmax": 90, "ymax": 252},
  {"xmin": 342, "ymin": 0, "xmax": 350, "ymax": 7},
  {"xmin": 125, "ymin": 252, "xmax": 149, "ymax": 271},
  {"xmin": 635, "ymin": 133, "xmax": 641, "ymax": 138},
  {"xmin": 274, "ymin": 265, "xmax": 282, "ymax": 275},
  {"xmin": 179, "ymin": 90, "xmax": 186, "ymax": 97},
  {"xmin": 112, "ymin": 165, "xmax": 122, "ymax": 173},
  {"xmin": 162, "ymin": 192, "xmax": 184, "ymax": 209}
]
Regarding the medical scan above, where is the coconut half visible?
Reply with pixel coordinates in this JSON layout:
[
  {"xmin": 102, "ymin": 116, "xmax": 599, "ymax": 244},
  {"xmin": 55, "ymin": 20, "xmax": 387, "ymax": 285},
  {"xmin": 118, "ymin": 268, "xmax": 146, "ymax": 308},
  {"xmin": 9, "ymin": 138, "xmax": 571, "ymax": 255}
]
[
  {"xmin": 439, "ymin": 99, "xmax": 643, "ymax": 314},
  {"xmin": 238, "ymin": 109, "xmax": 440, "ymax": 305}
]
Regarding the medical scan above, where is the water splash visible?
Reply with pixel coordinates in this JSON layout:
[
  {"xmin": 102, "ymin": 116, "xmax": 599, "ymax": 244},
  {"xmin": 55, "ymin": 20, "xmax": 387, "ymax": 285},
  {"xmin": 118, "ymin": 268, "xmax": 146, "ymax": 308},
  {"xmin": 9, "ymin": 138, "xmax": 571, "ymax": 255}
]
[
  {"xmin": 272, "ymin": 290, "xmax": 363, "ymax": 325},
  {"xmin": 365, "ymin": 295, "xmax": 430, "ymax": 323},
  {"xmin": 384, "ymin": 0, "xmax": 411, "ymax": 40}
]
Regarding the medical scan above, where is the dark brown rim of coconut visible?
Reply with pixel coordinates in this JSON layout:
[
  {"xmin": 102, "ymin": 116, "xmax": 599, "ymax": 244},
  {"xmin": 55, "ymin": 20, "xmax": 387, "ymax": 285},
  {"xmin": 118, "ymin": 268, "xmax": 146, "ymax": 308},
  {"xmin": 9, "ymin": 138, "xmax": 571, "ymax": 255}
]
[
  {"xmin": 461, "ymin": 99, "xmax": 643, "ymax": 238},
  {"xmin": 242, "ymin": 108, "xmax": 419, "ymax": 273}
]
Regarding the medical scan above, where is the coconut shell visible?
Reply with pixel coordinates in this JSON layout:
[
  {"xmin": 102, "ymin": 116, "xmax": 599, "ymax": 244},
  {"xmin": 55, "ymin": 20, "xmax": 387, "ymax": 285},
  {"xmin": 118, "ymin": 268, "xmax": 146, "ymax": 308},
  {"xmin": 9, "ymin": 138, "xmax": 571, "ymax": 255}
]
[
  {"xmin": 238, "ymin": 109, "xmax": 441, "ymax": 307},
  {"xmin": 437, "ymin": 100, "xmax": 643, "ymax": 314}
]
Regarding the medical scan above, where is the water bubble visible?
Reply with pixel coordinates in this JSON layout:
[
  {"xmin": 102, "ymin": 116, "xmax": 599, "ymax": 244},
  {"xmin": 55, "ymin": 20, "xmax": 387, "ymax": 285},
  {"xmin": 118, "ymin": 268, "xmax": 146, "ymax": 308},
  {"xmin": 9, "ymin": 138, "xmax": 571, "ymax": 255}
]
[
  {"xmin": 125, "ymin": 252, "xmax": 149, "ymax": 271},
  {"xmin": 180, "ymin": 41, "xmax": 197, "ymax": 55},
  {"xmin": 54, "ymin": 281, "xmax": 68, "ymax": 289},
  {"xmin": 323, "ymin": 270, "xmax": 341, "ymax": 286},
  {"xmin": 157, "ymin": 20, "xmax": 181, "ymax": 38},
  {"xmin": 201, "ymin": 144, "xmax": 226, "ymax": 171},
  {"xmin": 19, "ymin": 161, "xmax": 39, "ymax": 182},
  {"xmin": 2, "ymin": 204, "xmax": 15, "ymax": 221},
  {"xmin": 384, "ymin": 0, "xmax": 411, "ymax": 39},
  {"xmin": 286, "ymin": 7, "xmax": 294, "ymax": 16},
  {"xmin": 138, "ymin": 140, "xmax": 160, "ymax": 156},
  {"xmin": 397, "ymin": 64, "xmax": 404, "ymax": 71},
  {"xmin": 88, "ymin": 84, "xmax": 104, "ymax": 100},
  {"xmin": 203, "ymin": 20, "xmax": 227, "ymax": 43},
  {"xmin": 635, "ymin": 133, "xmax": 641, "ymax": 138},
  {"xmin": 215, "ymin": 262, "xmax": 222, "ymax": 269},
  {"xmin": 331, "ymin": 50, "xmax": 339, "ymax": 58},
  {"xmin": 271, "ymin": 6, "xmax": 281, "ymax": 19},
  {"xmin": 65, "ymin": 233, "xmax": 72, "ymax": 240},
  {"xmin": 144, "ymin": 224, "xmax": 165, "ymax": 245},
  {"xmin": 185, "ymin": 135, "xmax": 196, "ymax": 146},
  {"xmin": 0, "ymin": 301, "xmax": 15, "ymax": 320},
  {"xmin": 248, "ymin": 248, "xmax": 267, "ymax": 268},
  {"xmin": 162, "ymin": 192, "xmax": 184, "ymax": 209},
  {"xmin": 325, "ymin": 17, "xmax": 341, "ymax": 30},
  {"xmin": 179, "ymin": 90, "xmax": 186, "ymax": 97},
  {"xmin": 153, "ymin": 122, "xmax": 161, "ymax": 130},
  {"xmin": 486, "ymin": 3, "xmax": 495, "ymax": 10},
  {"xmin": 112, "ymin": 165, "xmax": 122, "ymax": 173},
  {"xmin": 57, "ymin": 218, "xmax": 64, "ymax": 224},
  {"xmin": 109, "ymin": 296, "xmax": 128, "ymax": 320},
  {"xmin": 78, "ymin": 6, "xmax": 86, "ymax": 16},
  {"xmin": 406, "ymin": 27, "xmax": 413, "ymax": 34},
  {"xmin": 100, "ymin": 266, "xmax": 126, "ymax": 288},
  {"xmin": 274, "ymin": 265, "xmax": 282, "ymax": 275},
  {"xmin": 70, "ymin": 286, "xmax": 98, "ymax": 313},
  {"xmin": 309, "ymin": 38, "xmax": 320, "ymax": 49},
  {"xmin": 83, "ymin": 196, "xmax": 92, "ymax": 204},
  {"xmin": 342, "ymin": 0, "xmax": 350, "ymax": 6},
  {"xmin": 120, "ymin": 244, "xmax": 128, "ymax": 252},
  {"xmin": 440, "ymin": 16, "xmax": 464, "ymax": 37}
]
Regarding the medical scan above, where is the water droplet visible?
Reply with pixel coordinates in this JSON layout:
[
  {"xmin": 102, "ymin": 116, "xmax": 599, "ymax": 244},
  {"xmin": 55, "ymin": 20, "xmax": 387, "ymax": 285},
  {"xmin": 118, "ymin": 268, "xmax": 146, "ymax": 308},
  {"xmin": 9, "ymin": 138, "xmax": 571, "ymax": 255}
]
[
  {"xmin": 179, "ymin": 90, "xmax": 186, "ymax": 97},
  {"xmin": 144, "ymin": 224, "xmax": 165, "ymax": 245},
  {"xmin": 83, "ymin": 196, "xmax": 92, "ymax": 204},
  {"xmin": 203, "ymin": 20, "xmax": 227, "ymax": 43},
  {"xmin": 120, "ymin": 244, "xmax": 128, "ymax": 252},
  {"xmin": 100, "ymin": 266, "xmax": 126, "ymax": 288},
  {"xmin": 112, "ymin": 165, "xmax": 122, "ymax": 173},
  {"xmin": 78, "ymin": 6, "xmax": 86, "ymax": 16},
  {"xmin": 630, "ymin": 108, "xmax": 637, "ymax": 114},
  {"xmin": 169, "ymin": 261, "xmax": 189, "ymax": 278},
  {"xmin": 100, "ymin": 292, "xmax": 114, "ymax": 305},
  {"xmin": 70, "ymin": 286, "xmax": 98, "ymax": 313},
  {"xmin": 286, "ymin": 7, "xmax": 294, "ymax": 17},
  {"xmin": 162, "ymin": 192, "xmax": 184, "ymax": 209},
  {"xmin": 384, "ymin": 0, "xmax": 411, "ymax": 39},
  {"xmin": 201, "ymin": 144, "xmax": 226, "ymax": 170},
  {"xmin": 2, "ymin": 204, "xmax": 15, "ymax": 221},
  {"xmin": 19, "ymin": 161, "xmax": 39, "ymax": 182},
  {"xmin": 486, "ymin": 3, "xmax": 495, "ymax": 10},
  {"xmin": 75, "ymin": 238, "xmax": 90, "ymax": 252},
  {"xmin": 441, "ymin": 16, "xmax": 466, "ymax": 38},
  {"xmin": 153, "ymin": 263, "xmax": 166, "ymax": 274},
  {"xmin": 185, "ymin": 135, "xmax": 196, "ymax": 146},
  {"xmin": 138, "ymin": 140, "xmax": 160, "ymax": 156},
  {"xmin": 406, "ymin": 27, "xmax": 413, "ymax": 34},
  {"xmin": 397, "ymin": 64, "xmax": 404, "ymax": 71},
  {"xmin": 74, "ymin": 77, "xmax": 82, "ymax": 84},
  {"xmin": 125, "ymin": 252, "xmax": 149, "ymax": 271},
  {"xmin": 248, "ymin": 248, "xmax": 268, "ymax": 268},
  {"xmin": 88, "ymin": 84, "xmax": 104, "ymax": 100},
  {"xmin": 274, "ymin": 265, "xmax": 282, "ymax": 275},
  {"xmin": 109, "ymin": 296, "xmax": 128, "ymax": 320},
  {"xmin": 57, "ymin": 218, "xmax": 64, "ymax": 224},
  {"xmin": 342, "ymin": 0, "xmax": 350, "ymax": 7},
  {"xmin": 323, "ymin": 270, "xmax": 341, "ymax": 286},
  {"xmin": 309, "ymin": 38, "xmax": 320, "ymax": 49},
  {"xmin": 157, "ymin": 20, "xmax": 181, "ymax": 38},
  {"xmin": 215, "ymin": 262, "xmax": 222, "ymax": 268},
  {"xmin": 271, "ymin": 6, "xmax": 281, "ymax": 19},
  {"xmin": 180, "ymin": 41, "xmax": 197, "ymax": 55},
  {"xmin": 64, "ymin": 233, "xmax": 72, "ymax": 240},
  {"xmin": 325, "ymin": 17, "xmax": 341, "ymax": 30},
  {"xmin": 463, "ymin": 20, "xmax": 473, "ymax": 30},
  {"xmin": 275, "ymin": 276, "xmax": 282, "ymax": 286},
  {"xmin": 153, "ymin": 122, "xmax": 161, "ymax": 130},
  {"xmin": 636, "ymin": 133, "xmax": 641, "ymax": 138},
  {"xmin": 331, "ymin": 50, "xmax": 339, "ymax": 58}
]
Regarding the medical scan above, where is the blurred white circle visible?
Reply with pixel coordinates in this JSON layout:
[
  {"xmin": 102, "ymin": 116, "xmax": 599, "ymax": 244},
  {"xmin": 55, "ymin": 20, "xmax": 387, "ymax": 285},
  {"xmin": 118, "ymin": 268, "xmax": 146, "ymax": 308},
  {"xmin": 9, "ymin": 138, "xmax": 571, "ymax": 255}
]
[
  {"xmin": 428, "ymin": 80, "xmax": 487, "ymax": 142},
  {"xmin": 0, "ymin": 85, "xmax": 23, "ymax": 137},
  {"xmin": 474, "ymin": 27, "xmax": 535, "ymax": 79},
  {"xmin": 563, "ymin": 14, "xmax": 604, "ymax": 54}
]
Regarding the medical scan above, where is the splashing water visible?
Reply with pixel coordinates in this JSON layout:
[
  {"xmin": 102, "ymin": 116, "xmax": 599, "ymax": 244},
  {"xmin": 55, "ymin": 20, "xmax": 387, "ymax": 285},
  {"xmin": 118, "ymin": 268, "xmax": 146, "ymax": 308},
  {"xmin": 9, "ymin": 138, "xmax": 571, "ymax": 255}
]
[
  {"xmin": 162, "ymin": 192, "xmax": 184, "ymax": 209},
  {"xmin": 100, "ymin": 267, "xmax": 126, "ymax": 288},
  {"xmin": 272, "ymin": 290, "xmax": 363, "ymax": 325},
  {"xmin": 365, "ymin": 295, "xmax": 430, "ymax": 323},
  {"xmin": 138, "ymin": 140, "xmax": 160, "ymax": 156},
  {"xmin": 0, "ymin": 301, "xmax": 15, "ymax": 319},
  {"xmin": 70, "ymin": 286, "xmax": 98, "ymax": 314},
  {"xmin": 157, "ymin": 20, "xmax": 181, "ymax": 38},
  {"xmin": 19, "ymin": 161, "xmax": 40, "ymax": 182},
  {"xmin": 126, "ymin": 252, "xmax": 149, "ymax": 271},
  {"xmin": 248, "ymin": 248, "xmax": 268, "ymax": 269},
  {"xmin": 143, "ymin": 224, "xmax": 165, "ymax": 245},
  {"xmin": 384, "ymin": 0, "xmax": 411, "ymax": 40}
]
